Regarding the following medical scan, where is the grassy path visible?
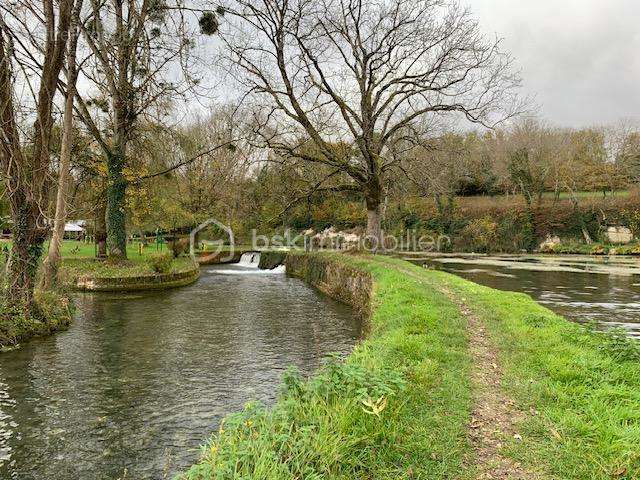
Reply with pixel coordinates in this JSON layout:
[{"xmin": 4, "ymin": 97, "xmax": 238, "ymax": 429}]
[
  {"xmin": 371, "ymin": 255, "xmax": 640, "ymax": 479},
  {"xmin": 377, "ymin": 258, "xmax": 539, "ymax": 479},
  {"xmin": 444, "ymin": 287, "xmax": 536, "ymax": 480}
]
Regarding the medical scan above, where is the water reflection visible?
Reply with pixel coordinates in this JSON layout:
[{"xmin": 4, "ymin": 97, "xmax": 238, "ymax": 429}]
[
  {"xmin": 0, "ymin": 266, "xmax": 360, "ymax": 479},
  {"xmin": 409, "ymin": 255, "xmax": 640, "ymax": 338}
]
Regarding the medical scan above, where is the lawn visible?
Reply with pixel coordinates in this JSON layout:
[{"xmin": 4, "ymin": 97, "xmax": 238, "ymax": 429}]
[
  {"xmin": 57, "ymin": 239, "xmax": 171, "ymax": 261},
  {"xmin": 374, "ymin": 255, "xmax": 640, "ymax": 479}
]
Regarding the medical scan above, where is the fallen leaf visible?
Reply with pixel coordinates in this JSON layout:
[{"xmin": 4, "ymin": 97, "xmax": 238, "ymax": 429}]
[{"xmin": 612, "ymin": 466, "xmax": 627, "ymax": 478}]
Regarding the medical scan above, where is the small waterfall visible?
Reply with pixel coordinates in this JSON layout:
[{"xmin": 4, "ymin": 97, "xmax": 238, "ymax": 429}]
[
  {"xmin": 238, "ymin": 252, "xmax": 260, "ymax": 268},
  {"xmin": 208, "ymin": 251, "xmax": 285, "ymax": 275}
]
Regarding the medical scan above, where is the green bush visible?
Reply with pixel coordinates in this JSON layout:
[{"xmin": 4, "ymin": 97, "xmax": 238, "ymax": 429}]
[
  {"xmin": 148, "ymin": 252, "xmax": 173, "ymax": 273},
  {"xmin": 182, "ymin": 358, "xmax": 406, "ymax": 480},
  {"xmin": 620, "ymin": 208, "xmax": 640, "ymax": 238},
  {"xmin": 458, "ymin": 216, "xmax": 498, "ymax": 253}
]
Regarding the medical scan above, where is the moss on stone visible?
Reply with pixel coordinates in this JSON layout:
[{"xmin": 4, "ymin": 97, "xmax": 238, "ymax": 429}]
[{"xmin": 258, "ymin": 251, "xmax": 287, "ymax": 270}]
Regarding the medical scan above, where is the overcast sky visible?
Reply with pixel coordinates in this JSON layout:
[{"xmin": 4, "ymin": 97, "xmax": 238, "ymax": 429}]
[{"xmin": 469, "ymin": 0, "xmax": 640, "ymax": 127}]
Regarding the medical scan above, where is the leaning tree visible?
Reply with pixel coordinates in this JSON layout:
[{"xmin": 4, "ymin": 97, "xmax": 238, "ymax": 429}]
[
  {"xmin": 0, "ymin": 0, "xmax": 78, "ymax": 314},
  {"xmin": 221, "ymin": 0, "xmax": 522, "ymax": 248}
]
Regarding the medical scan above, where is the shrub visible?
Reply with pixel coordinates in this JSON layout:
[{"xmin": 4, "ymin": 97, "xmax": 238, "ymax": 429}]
[
  {"xmin": 620, "ymin": 208, "xmax": 640, "ymax": 238},
  {"xmin": 170, "ymin": 237, "xmax": 190, "ymax": 258},
  {"xmin": 0, "ymin": 290, "xmax": 74, "ymax": 348},
  {"xmin": 148, "ymin": 252, "xmax": 173, "ymax": 273},
  {"xmin": 458, "ymin": 216, "xmax": 498, "ymax": 253}
]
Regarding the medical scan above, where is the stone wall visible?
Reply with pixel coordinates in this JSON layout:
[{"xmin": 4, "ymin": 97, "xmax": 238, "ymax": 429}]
[
  {"xmin": 196, "ymin": 250, "xmax": 245, "ymax": 265},
  {"xmin": 258, "ymin": 251, "xmax": 288, "ymax": 270},
  {"xmin": 284, "ymin": 253, "xmax": 373, "ymax": 320},
  {"xmin": 75, "ymin": 266, "xmax": 200, "ymax": 292}
]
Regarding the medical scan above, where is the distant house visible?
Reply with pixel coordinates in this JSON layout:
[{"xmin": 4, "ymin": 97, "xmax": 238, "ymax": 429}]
[{"xmin": 64, "ymin": 220, "xmax": 87, "ymax": 240}]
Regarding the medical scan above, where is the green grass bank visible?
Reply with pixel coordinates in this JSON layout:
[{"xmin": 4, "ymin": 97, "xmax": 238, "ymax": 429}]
[
  {"xmin": 60, "ymin": 256, "xmax": 199, "ymax": 291},
  {"xmin": 181, "ymin": 252, "xmax": 472, "ymax": 479},
  {"xmin": 181, "ymin": 252, "xmax": 640, "ymax": 480}
]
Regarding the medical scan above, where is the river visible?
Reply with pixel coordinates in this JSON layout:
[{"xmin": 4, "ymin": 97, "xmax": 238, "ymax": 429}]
[
  {"xmin": 406, "ymin": 254, "xmax": 640, "ymax": 338},
  {"xmin": 0, "ymin": 263, "xmax": 360, "ymax": 479}
]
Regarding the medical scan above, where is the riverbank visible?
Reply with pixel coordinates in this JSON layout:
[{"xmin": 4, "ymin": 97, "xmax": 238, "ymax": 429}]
[
  {"xmin": 182, "ymin": 251, "xmax": 472, "ymax": 479},
  {"xmin": 0, "ymin": 290, "xmax": 74, "ymax": 351},
  {"xmin": 0, "ymin": 258, "xmax": 361, "ymax": 478},
  {"xmin": 539, "ymin": 239, "xmax": 640, "ymax": 255},
  {"xmin": 0, "ymin": 243, "xmax": 199, "ymax": 348},
  {"xmin": 182, "ymin": 252, "xmax": 640, "ymax": 479}
]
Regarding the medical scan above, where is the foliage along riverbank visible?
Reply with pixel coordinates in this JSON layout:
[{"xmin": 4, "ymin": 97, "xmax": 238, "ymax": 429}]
[
  {"xmin": 0, "ymin": 290, "xmax": 74, "ymax": 351},
  {"xmin": 182, "ymin": 252, "xmax": 640, "ymax": 480}
]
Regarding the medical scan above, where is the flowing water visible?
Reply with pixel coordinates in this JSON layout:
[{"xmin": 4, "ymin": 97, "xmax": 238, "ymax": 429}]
[
  {"xmin": 0, "ymin": 262, "xmax": 360, "ymax": 479},
  {"xmin": 405, "ymin": 254, "xmax": 640, "ymax": 338}
]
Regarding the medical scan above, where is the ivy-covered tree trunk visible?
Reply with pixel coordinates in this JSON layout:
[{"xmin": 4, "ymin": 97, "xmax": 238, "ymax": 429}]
[
  {"xmin": 106, "ymin": 152, "xmax": 128, "ymax": 259},
  {"xmin": 95, "ymin": 199, "xmax": 107, "ymax": 257},
  {"xmin": 365, "ymin": 179, "xmax": 384, "ymax": 252},
  {"xmin": 6, "ymin": 191, "xmax": 47, "ymax": 317}
]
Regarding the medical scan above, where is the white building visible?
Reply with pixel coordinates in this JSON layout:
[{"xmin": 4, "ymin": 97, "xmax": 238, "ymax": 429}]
[{"xmin": 64, "ymin": 220, "xmax": 87, "ymax": 239}]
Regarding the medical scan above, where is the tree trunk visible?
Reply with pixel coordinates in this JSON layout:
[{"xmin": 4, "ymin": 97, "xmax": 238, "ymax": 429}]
[
  {"xmin": 41, "ymin": 15, "xmax": 81, "ymax": 289},
  {"xmin": 106, "ymin": 152, "xmax": 128, "ymax": 259},
  {"xmin": 0, "ymin": 0, "xmax": 75, "ymax": 322},
  {"xmin": 365, "ymin": 198, "xmax": 383, "ymax": 253},
  {"xmin": 7, "ymin": 197, "xmax": 47, "ymax": 316},
  {"xmin": 95, "ymin": 200, "xmax": 107, "ymax": 258}
]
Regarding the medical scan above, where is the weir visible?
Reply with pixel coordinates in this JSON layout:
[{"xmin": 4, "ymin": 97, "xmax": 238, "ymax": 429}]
[{"xmin": 238, "ymin": 252, "xmax": 260, "ymax": 267}]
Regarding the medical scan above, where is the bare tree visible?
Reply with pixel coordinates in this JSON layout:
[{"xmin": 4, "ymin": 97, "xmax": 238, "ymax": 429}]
[
  {"xmin": 504, "ymin": 118, "xmax": 568, "ymax": 206},
  {"xmin": 222, "ymin": 0, "xmax": 522, "ymax": 248},
  {"xmin": 403, "ymin": 133, "xmax": 470, "ymax": 233},
  {"xmin": 0, "ymin": 0, "xmax": 77, "ymax": 314},
  {"xmin": 41, "ymin": 0, "xmax": 85, "ymax": 289},
  {"xmin": 604, "ymin": 119, "xmax": 640, "ymax": 186}
]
